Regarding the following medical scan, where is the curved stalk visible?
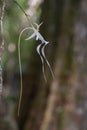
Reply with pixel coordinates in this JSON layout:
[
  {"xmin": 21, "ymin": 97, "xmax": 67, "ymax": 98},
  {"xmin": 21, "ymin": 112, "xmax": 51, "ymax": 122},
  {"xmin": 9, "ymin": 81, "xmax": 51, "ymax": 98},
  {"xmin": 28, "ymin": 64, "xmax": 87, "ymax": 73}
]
[{"xmin": 17, "ymin": 27, "xmax": 32, "ymax": 116}]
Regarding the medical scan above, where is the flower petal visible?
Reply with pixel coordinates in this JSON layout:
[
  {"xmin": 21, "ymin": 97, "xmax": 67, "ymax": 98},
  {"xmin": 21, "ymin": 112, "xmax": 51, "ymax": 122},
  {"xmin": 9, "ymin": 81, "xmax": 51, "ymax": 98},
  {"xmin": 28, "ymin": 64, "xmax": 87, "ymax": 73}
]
[
  {"xmin": 36, "ymin": 35, "xmax": 39, "ymax": 40},
  {"xmin": 36, "ymin": 32, "xmax": 46, "ymax": 43},
  {"xmin": 25, "ymin": 33, "xmax": 35, "ymax": 40}
]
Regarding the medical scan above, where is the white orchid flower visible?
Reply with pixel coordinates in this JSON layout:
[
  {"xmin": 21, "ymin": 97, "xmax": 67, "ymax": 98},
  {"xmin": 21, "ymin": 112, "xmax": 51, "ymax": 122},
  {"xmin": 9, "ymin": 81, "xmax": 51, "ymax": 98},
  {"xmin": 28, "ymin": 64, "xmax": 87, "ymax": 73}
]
[
  {"xmin": 18, "ymin": 22, "xmax": 54, "ymax": 83},
  {"xmin": 16, "ymin": 0, "xmax": 55, "ymax": 116},
  {"xmin": 18, "ymin": 22, "xmax": 55, "ymax": 116},
  {"xmin": 25, "ymin": 23, "xmax": 54, "ymax": 80},
  {"xmin": 25, "ymin": 22, "xmax": 49, "ymax": 44}
]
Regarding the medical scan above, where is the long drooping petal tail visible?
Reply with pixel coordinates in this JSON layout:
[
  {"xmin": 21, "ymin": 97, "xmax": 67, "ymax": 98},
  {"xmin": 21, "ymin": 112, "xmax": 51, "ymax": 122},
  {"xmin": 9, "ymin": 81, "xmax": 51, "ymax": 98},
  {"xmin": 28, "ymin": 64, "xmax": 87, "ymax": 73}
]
[
  {"xmin": 42, "ymin": 42, "xmax": 55, "ymax": 79},
  {"xmin": 36, "ymin": 43, "xmax": 47, "ymax": 82}
]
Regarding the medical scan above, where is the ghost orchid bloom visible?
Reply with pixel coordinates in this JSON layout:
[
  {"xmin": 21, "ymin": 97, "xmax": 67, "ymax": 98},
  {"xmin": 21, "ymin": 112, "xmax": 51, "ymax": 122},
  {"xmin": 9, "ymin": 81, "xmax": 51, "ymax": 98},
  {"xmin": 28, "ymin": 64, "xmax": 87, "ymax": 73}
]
[
  {"xmin": 25, "ymin": 22, "xmax": 49, "ymax": 44},
  {"xmin": 15, "ymin": 0, "xmax": 55, "ymax": 116},
  {"xmin": 18, "ymin": 22, "xmax": 54, "ymax": 81},
  {"xmin": 25, "ymin": 23, "xmax": 54, "ymax": 79},
  {"xmin": 18, "ymin": 22, "xmax": 55, "ymax": 116}
]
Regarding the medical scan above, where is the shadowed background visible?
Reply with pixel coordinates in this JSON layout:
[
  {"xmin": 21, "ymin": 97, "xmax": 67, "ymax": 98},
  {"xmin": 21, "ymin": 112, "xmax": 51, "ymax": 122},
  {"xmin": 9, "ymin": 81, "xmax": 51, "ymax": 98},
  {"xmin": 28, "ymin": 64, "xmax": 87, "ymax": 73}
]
[{"xmin": 1, "ymin": 0, "xmax": 87, "ymax": 130}]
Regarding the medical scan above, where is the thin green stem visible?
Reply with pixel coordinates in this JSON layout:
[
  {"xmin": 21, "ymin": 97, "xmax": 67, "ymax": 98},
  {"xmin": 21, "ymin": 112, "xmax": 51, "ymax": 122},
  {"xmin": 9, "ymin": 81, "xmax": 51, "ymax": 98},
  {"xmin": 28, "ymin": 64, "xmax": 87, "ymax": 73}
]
[
  {"xmin": 13, "ymin": 0, "xmax": 33, "ymax": 27},
  {"xmin": 18, "ymin": 33, "xmax": 22, "ymax": 116},
  {"xmin": 13, "ymin": 0, "xmax": 34, "ymax": 116}
]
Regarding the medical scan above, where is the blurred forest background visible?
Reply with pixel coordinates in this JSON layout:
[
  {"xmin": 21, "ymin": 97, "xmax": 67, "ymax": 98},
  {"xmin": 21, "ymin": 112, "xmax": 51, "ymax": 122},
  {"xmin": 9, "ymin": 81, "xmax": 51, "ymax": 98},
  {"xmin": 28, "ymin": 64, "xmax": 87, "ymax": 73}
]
[{"xmin": 0, "ymin": 0, "xmax": 87, "ymax": 130}]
